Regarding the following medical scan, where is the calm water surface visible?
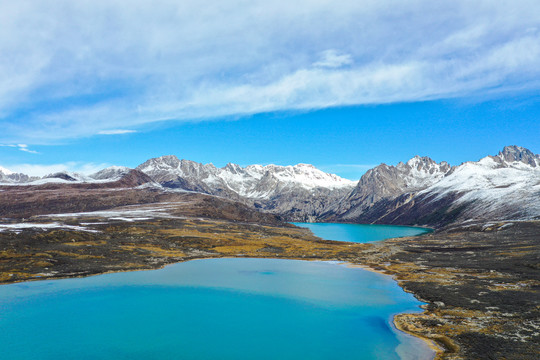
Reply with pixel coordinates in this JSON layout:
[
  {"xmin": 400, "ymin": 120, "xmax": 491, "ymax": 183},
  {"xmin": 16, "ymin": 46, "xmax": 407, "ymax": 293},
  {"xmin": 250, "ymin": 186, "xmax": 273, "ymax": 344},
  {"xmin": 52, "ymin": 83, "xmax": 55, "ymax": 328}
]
[
  {"xmin": 292, "ymin": 222, "xmax": 432, "ymax": 243},
  {"xmin": 0, "ymin": 225, "xmax": 434, "ymax": 360}
]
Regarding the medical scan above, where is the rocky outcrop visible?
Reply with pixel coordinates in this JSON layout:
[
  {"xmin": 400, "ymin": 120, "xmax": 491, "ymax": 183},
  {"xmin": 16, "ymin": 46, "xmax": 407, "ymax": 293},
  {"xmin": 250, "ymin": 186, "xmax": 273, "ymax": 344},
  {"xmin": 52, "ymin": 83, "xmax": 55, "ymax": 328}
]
[
  {"xmin": 43, "ymin": 172, "xmax": 79, "ymax": 181},
  {"xmin": 493, "ymin": 145, "xmax": 540, "ymax": 167}
]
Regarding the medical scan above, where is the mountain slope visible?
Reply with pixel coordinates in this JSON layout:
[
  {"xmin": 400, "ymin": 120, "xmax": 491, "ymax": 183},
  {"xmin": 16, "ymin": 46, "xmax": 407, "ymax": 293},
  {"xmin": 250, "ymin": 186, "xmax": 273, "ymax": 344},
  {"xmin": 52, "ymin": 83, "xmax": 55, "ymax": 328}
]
[
  {"xmin": 327, "ymin": 146, "xmax": 540, "ymax": 227},
  {"xmin": 328, "ymin": 155, "xmax": 452, "ymax": 220}
]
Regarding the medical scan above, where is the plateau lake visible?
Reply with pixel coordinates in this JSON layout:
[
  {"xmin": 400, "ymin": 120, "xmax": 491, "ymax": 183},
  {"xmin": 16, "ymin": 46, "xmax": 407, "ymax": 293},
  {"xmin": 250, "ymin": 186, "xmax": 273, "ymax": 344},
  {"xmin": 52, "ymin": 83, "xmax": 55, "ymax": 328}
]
[
  {"xmin": 0, "ymin": 224, "xmax": 434, "ymax": 360},
  {"xmin": 292, "ymin": 222, "xmax": 432, "ymax": 243}
]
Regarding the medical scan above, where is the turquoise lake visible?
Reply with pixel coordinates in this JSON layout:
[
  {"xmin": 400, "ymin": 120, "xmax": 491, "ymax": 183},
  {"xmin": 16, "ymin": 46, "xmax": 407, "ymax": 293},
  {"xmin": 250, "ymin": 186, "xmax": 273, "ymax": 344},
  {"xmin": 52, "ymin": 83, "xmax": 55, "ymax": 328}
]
[
  {"xmin": 292, "ymin": 222, "xmax": 432, "ymax": 243},
  {"xmin": 0, "ymin": 225, "xmax": 434, "ymax": 360}
]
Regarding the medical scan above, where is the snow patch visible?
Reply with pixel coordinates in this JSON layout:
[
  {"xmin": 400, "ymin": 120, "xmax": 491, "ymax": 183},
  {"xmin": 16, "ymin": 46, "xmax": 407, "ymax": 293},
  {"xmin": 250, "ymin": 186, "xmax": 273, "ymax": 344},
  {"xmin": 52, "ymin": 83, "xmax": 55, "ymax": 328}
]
[
  {"xmin": 45, "ymin": 203, "xmax": 187, "ymax": 220},
  {"xmin": 0, "ymin": 222, "xmax": 99, "ymax": 233}
]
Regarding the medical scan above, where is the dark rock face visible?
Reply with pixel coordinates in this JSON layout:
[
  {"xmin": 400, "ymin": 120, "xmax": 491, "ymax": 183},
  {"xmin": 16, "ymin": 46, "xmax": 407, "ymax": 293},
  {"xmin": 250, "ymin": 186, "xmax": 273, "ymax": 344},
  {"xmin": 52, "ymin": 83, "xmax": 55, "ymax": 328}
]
[
  {"xmin": 43, "ymin": 172, "xmax": 79, "ymax": 181},
  {"xmin": 492, "ymin": 145, "xmax": 540, "ymax": 167},
  {"xmin": 327, "ymin": 156, "xmax": 452, "ymax": 221}
]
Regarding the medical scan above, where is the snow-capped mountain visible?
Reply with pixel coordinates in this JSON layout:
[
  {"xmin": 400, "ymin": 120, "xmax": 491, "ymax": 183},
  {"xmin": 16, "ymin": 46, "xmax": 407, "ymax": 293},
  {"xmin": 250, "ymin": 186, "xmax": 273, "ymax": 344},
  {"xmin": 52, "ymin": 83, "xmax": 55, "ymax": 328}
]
[
  {"xmin": 329, "ymin": 156, "xmax": 452, "ymax": 220},
  {"xmin": 0, "ymin": 166, "xmax": 153, "ymax": 187},
  {"xmin": 0, "ymin": 166, "xmax": 12, "ymax": 175},
  {"xmin": 89, "ymin": 166, "xmax": 132, "ymax": 181},
  {"xmin": 414, "ymin": 146, "xmax": 540, "ymax": 223},
  {"xmin": 0, "ymin": 166, "xmax": 39, "ymax": 183},
  {"xmin": 326, "ymin": 146, "xmax": 540, "ymax": 227},
  {"xmin": 137, "ymin": 156, "xmax": 354, "ymax": 195},
  {"xmin": 136, "ymin": 155, "xmax": 357, "ymax": 220}
]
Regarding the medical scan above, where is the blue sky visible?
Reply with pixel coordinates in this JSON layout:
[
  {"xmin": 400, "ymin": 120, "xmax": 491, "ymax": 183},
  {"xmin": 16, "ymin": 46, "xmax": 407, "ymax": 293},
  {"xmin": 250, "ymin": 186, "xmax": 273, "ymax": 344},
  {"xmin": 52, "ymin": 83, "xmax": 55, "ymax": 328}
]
[{"xmin": 1, "ymin": 1, "xmax": 539, "ymax": 179}]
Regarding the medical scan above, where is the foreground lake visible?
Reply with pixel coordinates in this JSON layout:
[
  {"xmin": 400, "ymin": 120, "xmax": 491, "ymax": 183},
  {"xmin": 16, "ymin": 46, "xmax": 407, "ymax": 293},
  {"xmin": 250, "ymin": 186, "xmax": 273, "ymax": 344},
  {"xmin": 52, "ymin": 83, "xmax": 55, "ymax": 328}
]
[{"xmin": 0, "ymin": 225, "xmax": 434, "ymax": 360}]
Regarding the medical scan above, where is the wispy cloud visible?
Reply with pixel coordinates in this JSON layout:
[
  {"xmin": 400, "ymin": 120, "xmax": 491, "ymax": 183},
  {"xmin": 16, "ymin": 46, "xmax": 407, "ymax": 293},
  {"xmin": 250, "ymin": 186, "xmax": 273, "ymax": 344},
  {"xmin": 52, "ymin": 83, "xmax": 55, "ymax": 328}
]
[
  {"xmin": 17, "ymin": 144, "xmax": 39, "ymax": 154},
  {"xmin": 313, "ymin": 50, "xmax": 353, "ymax": 69},
  {"xmin": 6, "ymin": 162, "xmax": 109, "ymax": 177},
  {"xmin": 97, "ymin": 129, "xmax": 137, "ymax": 135},
  {"xmin": 0, "ymin": 143, "xmax": 39, "ymax": 154},
  {"xmin": 0, "ymin": 1, "xmax": 539, "ymax": 143}
]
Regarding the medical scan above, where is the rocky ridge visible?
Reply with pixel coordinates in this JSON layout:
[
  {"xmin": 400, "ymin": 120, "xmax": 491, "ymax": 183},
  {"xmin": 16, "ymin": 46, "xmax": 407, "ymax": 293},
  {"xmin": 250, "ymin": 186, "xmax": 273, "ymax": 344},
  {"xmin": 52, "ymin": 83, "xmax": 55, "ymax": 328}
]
[
  {"xmin": 2, "ymin": 146, "xmax": 538, "ymax": 227},
  {"xmin": 328, "ymin": 155, "xmax": 453, "ymax": 221},
  {"xmin": 0, "ymin": 166, "xmax": 39, "ymax": 183},
  {"xmin": 329, "ymin": 145, "xmax": 540, "ymax": 227},
  {"xmin": 136, "ymin": 156, "xmax": 356, "ymax": 221}
]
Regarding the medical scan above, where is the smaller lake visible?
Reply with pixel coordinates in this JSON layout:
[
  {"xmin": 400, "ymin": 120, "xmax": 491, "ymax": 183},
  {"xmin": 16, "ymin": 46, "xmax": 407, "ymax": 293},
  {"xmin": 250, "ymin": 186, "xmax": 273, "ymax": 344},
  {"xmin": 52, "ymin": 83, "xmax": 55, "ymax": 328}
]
[{"xmin": 292, "ymin": 223, "xmax": 431, "ymax": 243}]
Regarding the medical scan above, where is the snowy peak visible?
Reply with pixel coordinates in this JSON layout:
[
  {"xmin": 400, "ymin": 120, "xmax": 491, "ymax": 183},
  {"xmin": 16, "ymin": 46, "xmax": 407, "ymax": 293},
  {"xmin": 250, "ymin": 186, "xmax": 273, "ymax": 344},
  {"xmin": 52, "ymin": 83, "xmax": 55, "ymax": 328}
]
[
  {"xmin": 402, "ymin": 155, "xmax": 451, "ymax": 173},
  {"xmin": 355, "ymin": 155, "xmax": 452, "ymax": 195},
  {"xmin": 0, "ymin": 166, "xmax": 13, "ymax": 175},
  {"xmin": 257, "ymin": 163, "xmax": 355, "ymax": 190},
  {"xmin": 90, "ymin": 166, "xmax": 132, "ymax": 181},
  {"xmin": 399, "ymin": 155, "xmax": 452, "ymax": 188},
  {"xmin": 414, "ymin": 146, "xmax": 540, "ymax": 223},
  {"xmin": 137, "ymin": 155, "xmax": 181, "ymax": 174},
  {"xmin": 137, "ymin": 156, "xmax": 218, "ymax": 180},
  {"xmin": 492, "ymin": 145, "xmax": 540, "ymax": 168},
  {"xmin": 137, "ymin": 155, "xmax": 356, "ymax": 200},
  {"xmin": 0, "ymin": 166, "xmax": 39, "ymax": 184}
]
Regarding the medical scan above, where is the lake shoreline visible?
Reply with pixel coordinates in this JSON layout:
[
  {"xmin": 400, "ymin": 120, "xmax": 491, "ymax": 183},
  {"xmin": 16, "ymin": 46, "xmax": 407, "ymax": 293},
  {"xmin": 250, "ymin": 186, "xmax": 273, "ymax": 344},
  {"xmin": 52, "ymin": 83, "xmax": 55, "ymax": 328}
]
[
  {"xmin": 1, "ymin": 218, "xmax": 538, "ymax": 358},
  {"xmin": 0, "ymin": 257, "xmax": 437, "ymax": 360},
  {"xmin": 346, "ymin": 263, "xmax": 443, "ymax": 359}
]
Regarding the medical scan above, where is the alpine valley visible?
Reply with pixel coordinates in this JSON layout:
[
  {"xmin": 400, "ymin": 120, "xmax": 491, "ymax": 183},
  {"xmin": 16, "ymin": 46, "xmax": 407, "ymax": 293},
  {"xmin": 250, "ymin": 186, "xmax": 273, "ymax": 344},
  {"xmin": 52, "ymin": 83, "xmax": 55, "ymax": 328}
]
[{"xmin": 1, "ymin": 146, "xmax": 539, "ymax": 360}]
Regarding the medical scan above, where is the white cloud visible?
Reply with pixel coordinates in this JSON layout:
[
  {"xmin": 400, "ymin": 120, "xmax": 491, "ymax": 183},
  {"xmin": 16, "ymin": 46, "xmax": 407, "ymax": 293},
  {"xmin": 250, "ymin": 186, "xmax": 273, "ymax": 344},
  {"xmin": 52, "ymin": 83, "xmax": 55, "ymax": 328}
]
[
  {"xmin": 0, "ymin": 0, "xmax": 539, "ymax": 143},
  {"xmin": 97, "ymin": 129, "xmax": 137, "ymax": 135},
  {"xmin": 6, "ymin": 162, "xmax": 109, "ymax": 177},
  {"xmin": 313, "ymin": 50, "xmax": 353, "ymax": 68},
  {"xmin": 0, "ymin": 143, "xmax": 39, "ymax": 154}
]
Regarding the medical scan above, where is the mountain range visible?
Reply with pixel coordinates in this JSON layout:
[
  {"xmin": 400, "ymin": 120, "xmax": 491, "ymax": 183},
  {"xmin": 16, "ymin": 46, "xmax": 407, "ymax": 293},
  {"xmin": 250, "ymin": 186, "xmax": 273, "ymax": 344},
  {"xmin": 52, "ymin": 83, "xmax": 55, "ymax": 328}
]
[{"xmin": 1, "ymin": 145, "xmax": 538, "ymax": 228}]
